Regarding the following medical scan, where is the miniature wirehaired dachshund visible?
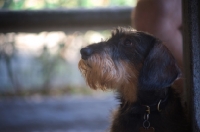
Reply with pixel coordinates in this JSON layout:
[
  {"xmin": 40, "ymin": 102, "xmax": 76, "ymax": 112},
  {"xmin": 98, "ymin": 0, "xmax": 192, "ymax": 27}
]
[{"xmin": 79, "ymin": 27, "xmax": 189, "ymax": 132}]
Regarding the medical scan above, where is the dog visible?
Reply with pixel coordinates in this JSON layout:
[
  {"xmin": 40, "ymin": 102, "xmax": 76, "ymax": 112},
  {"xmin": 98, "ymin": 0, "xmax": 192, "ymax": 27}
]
[{"xmin": 78, "ymin": 27, "xmax": 188, "ymax": 132}]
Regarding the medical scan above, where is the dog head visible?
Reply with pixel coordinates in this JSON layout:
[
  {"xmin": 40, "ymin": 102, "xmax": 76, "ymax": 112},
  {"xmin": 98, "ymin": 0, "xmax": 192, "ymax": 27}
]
[{"xmin": 79, "ymin": 27, "xmax": 180, "ymax": 102}]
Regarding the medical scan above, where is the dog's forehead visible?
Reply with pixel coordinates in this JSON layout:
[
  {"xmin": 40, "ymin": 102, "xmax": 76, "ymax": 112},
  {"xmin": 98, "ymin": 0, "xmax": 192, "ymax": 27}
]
[
  {"xmin": 105, "ymin": 31, "xmax": 136, "ymax": 45},
  {"xmin": 87, "ymin": 28, "xmax": 156, "ymax": 54},
  {"xmin": 110, "ymin": 29, "xmax": 154, "ymax": 43}
]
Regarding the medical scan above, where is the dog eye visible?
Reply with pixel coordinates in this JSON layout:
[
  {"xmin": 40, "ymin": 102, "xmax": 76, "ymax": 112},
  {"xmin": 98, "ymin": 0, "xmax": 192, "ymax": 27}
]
[{"xmin": 123, "ymin": 39, "xmax": 133, "ymax": 47}]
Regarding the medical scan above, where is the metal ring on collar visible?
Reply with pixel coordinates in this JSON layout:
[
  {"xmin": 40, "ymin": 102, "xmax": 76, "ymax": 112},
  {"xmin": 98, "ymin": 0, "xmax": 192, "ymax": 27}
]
[
  {"xmin": 143, "ymin": 120, "xmax": 150, "ymax": 129},
  {"xmin": 157, "ymin": 100, "xmax": 162, "ymax": 112}
]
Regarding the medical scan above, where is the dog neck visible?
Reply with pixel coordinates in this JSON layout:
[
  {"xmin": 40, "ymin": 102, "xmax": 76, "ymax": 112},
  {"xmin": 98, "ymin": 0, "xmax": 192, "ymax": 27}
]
[
  {"xmin": 138, "ymin": 87, "xmax": 169, "ymax": 105},
  {"xmin": 119, "ymin": 87, "xmax": 170, "ymax": 114}
]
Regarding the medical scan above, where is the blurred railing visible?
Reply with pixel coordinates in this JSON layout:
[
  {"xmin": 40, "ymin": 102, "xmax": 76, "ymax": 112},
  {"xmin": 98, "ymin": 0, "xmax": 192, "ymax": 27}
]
[{"xmin": 0, "ymin": 7, "xmax": 133, "ymax": 33}]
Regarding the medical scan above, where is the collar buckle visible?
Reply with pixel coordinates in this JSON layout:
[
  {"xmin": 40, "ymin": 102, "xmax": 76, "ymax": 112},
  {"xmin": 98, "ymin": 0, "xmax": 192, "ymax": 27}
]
[
  {"xmin": 143, "ymin": 105, "xmax": 151, "ymax": 114},
  {"xmin": 143, "ymin": 99, "xmax": 164, "ymax": 114}
]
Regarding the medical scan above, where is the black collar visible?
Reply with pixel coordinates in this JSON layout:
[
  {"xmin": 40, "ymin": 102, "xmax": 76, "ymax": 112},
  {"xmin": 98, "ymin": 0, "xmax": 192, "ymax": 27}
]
[
  {"xmin": 140, "ymin": 95, "xmax": 169, "ymax": 114},
  {"xmin": 126, "ymin": 95, "xmax": 169, "ymax": 115}
]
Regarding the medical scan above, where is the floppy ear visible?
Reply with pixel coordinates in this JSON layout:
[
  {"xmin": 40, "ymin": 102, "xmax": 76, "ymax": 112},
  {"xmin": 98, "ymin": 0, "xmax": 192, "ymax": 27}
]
[{"xmin": 139, "ymin": 42, "xmax": 180, "ymax": 90}]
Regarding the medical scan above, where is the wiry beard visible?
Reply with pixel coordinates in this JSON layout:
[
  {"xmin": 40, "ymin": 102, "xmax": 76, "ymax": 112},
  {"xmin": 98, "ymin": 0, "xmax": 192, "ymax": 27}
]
[{"xmin": 78, "ymin": 51, "xmax": 138, "ymax": 102}]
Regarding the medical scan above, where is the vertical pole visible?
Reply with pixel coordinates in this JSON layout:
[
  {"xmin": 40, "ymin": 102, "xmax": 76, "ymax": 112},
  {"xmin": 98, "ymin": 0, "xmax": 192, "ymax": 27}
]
[{"xmin": 182, "ymin": 0, "xmax": 200, "ymax": 131}]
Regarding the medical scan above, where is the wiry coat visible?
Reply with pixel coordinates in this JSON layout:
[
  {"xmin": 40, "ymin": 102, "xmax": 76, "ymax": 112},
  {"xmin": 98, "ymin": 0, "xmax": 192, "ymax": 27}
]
[{"xmin": 79, "ymin": 28, "xmax": 189, "ymax": 132}]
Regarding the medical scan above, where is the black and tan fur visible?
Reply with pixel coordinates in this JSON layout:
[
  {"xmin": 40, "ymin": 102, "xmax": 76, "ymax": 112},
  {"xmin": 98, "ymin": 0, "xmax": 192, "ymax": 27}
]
[{"xmin": 79, "ymin": 27, "xmax": 188, "ymax": 132}]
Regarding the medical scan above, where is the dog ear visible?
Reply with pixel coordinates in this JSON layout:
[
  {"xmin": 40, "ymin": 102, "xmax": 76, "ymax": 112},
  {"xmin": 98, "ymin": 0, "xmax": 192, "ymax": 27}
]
[{"xmin": 139, "ymin": 42, "xmax": 180, "ymax": 90}]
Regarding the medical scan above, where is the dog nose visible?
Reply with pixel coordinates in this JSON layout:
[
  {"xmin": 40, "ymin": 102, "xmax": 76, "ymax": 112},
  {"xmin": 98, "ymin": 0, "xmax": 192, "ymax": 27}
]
[{"xmin": 80, "ymin": 47, "xmax": 93, "ymax": 60}]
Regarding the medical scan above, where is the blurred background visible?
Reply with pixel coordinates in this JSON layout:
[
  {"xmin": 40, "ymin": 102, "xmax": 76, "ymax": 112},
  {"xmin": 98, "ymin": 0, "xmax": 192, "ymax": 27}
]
[{"xmin": 0, "ymin": 0, "xmax": 136, "ymax": 131}]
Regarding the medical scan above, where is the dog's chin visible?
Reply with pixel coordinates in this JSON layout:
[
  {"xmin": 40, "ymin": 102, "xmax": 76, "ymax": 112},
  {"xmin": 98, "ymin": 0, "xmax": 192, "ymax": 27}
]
[
  {"xmin": 79, "ymin": 56, "xmax": 139, "ymax": 102},
  {"xmin": 78, "ymin": 58, "xmax": 120, "ymax": 90}
]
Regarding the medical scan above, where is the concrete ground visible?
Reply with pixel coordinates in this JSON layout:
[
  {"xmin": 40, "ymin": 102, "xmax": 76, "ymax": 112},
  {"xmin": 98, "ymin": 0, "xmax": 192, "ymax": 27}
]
[{"xmin": 0, "ymin": 95, "xmax": 118, "ymax": 132}]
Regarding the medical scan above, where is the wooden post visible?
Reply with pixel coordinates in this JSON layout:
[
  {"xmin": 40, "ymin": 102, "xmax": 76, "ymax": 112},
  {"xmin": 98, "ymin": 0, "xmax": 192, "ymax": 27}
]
[{"xmin": 182, "ymin": 0, "xmax": 200, "ymax": 131}]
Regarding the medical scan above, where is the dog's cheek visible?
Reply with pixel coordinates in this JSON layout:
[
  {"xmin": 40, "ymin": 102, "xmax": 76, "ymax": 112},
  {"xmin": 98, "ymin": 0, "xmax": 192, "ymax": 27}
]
[
  {"xmin": 116, "ymin": 61, "xmax": 139, "ymax": 103},
  {"xmin": 79, "ymin": 54, "xmax": 139, "ymax": 102}
]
